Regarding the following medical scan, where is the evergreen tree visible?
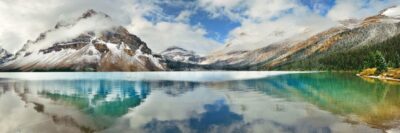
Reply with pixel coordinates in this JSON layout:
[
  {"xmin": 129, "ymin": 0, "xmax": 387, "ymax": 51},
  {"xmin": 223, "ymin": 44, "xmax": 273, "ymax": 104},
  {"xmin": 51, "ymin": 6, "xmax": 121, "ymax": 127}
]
[
  {"xmin": 394, "ymin": 53, "xmax": 400, "ymax": 68},
  {"xmin": 364, "ymin": 52, "xmax": 376, "ymax": 68},
  {"xmin": 275, "ymin": 33, "xmax": 400, "ymax": 71},
  {"xmin": 388, "ymin": 61, "xmax": 396, "ymax": 68},
  {"xmin": 374, "ymin": 51, "xmax": 388, "ymax": 74}
]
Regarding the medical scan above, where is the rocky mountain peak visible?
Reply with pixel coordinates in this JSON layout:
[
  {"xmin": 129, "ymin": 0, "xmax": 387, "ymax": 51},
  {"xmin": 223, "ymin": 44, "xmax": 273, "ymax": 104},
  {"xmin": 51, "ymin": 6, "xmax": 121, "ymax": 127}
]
[
  {"xmin": 0, "ymin": 47, "xmax": 8, "ymax": 54},
  {"xmin": 0, "ymin": 10, "xmax": 166, "ymax": 71},
  {"xmin": 80, "ymin": 9, "xmax": 111, "ymax": 20},
  {"xmin": 356, "ymin": 6, "xmax": 400, "ymax": 27},
  {"xmin": 55, "ymin": 9, "xmax": 110, "ymax": 29},
  {"xmin": 162, "ymin": 46, "xmax": 192, "ymax": 54},
  {"xmin": 81, "ymin": 9, "xmax": 98, "ymax": 18},
  {"xmin": 0, "ymin": 47, "xmax": 12, "ymax": 64},
  {"xmin": 161, "ymin": 46, "xmax": 203, "ymax": 64},
  {"xmin": 23, "ymin": 9, "xmax": 131, "ymax": 54}
]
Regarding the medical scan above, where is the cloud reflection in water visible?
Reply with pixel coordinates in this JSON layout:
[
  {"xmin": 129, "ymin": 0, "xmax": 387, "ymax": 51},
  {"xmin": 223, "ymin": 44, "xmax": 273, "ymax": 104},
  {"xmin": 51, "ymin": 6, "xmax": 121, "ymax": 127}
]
[{"xmin": 0, "ymin": 72, "xmax": 396, "ymax": 133}]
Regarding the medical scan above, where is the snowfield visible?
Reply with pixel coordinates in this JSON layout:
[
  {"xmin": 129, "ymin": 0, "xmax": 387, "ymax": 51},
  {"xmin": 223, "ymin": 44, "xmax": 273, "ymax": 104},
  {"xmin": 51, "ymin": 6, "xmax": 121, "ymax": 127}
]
[{"xmin": 382, "ymin": 6, "xmax": 400, "ymax": 18}]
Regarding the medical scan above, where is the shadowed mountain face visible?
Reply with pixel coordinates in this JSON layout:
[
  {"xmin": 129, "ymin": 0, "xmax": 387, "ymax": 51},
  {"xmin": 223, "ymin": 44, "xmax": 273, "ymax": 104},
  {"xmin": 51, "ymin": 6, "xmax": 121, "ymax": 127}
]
[
  {"xmin": 160, "ymin": 46, "xmax": 204, "ymax": 64},
  {"xmin": 0, "ymin": 10, "xmax": 166, "ymax": 72},
  {"xmin": 0, "ymin": 48, "xmax": 11, "ymax": 64}
]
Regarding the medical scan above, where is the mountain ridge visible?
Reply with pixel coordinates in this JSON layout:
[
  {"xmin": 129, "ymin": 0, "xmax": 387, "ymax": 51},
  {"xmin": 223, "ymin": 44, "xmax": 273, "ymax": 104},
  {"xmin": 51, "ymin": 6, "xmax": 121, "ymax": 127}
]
[
  {"xmin": 196, "ymin": 6, "xmax": 400, "ymax": 71},
  {"xmin": 0, "ymin": 10, "xmax": 166, "ymax": 71},
  {"xmin": 1, "ymin": 6, "xmax": 400, "ymax": 71},
  {"xmin": 0, "ymin": 47, "xmax": 12, "ymax": 64}
]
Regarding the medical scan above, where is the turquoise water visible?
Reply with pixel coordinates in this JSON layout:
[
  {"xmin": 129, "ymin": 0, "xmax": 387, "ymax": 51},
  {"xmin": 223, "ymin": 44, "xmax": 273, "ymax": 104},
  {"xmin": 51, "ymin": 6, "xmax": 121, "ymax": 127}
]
[{"xmin": 0, "ymin": 72, "xmax": 399, "ymax": 133}]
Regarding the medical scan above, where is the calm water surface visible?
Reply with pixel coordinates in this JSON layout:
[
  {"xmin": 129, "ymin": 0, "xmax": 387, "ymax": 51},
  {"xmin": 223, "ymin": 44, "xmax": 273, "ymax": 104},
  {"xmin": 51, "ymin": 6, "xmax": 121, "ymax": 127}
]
[{"xmin": 0, "ymin": 72, "xmax": 399, "ymax": 133}]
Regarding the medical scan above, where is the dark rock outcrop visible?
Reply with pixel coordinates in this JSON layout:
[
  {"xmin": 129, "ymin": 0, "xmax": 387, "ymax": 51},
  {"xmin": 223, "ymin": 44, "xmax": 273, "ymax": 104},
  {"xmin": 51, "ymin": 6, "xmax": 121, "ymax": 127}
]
[{"xmin": 0, "ymin": 48, "xmax": 12, "ymax": 64}]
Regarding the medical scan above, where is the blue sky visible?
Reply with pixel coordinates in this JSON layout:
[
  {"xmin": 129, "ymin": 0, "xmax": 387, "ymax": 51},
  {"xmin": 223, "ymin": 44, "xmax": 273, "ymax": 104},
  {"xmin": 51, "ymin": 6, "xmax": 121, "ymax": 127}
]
[
  {"xmin": 154, "ymin": 2, "xmax": 242, "ymax": 42},
  {"xmin": 299, "ymin": 0, "xmax": 335, "ymax": 16},
  {"xmin": 153, "ymin": 0, "xmax": 398, "ymax": 44},
  {"xmin": 151, "ymin": 0, "xmax": 340, "ymax": 43}
]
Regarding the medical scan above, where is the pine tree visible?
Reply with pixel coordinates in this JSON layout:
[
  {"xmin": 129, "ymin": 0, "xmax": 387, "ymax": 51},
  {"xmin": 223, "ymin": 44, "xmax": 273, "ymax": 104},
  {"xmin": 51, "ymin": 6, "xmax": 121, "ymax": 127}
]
[
  {"xmin": 394, "ymin": 53, "xmax": 400, "ymax": 68},
  {"xmin": 374, "ymin": 51, "xmax": 388, "ymax": 74},
  {"xmin": 363, "ymin": 52, "xmax": 376, "ymax": 69}
]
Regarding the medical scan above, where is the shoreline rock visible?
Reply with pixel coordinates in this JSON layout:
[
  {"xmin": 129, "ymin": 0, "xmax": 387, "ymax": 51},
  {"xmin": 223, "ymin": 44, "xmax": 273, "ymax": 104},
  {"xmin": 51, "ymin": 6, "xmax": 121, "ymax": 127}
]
[{"xmin": 357, "ymin": 74, "xmax": 400, "ymax": 82}]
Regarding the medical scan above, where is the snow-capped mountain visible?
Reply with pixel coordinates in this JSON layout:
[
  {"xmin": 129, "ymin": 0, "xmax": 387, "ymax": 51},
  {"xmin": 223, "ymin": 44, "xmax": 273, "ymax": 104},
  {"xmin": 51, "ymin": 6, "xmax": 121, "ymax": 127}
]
[
  {"xmin": 160, "ymin": 46, "xmax": 204, "ymax": 64},
  {"xmin": 200, "ymin": 6, "xmax": 400, "ymax": 70},
  {"xmin": 2, "ymin": 6, "xmax": 400, "ymax": 71},
  {"xmin": 0, "ymin": 10, "xmax": 166, "ymax": 71},
  {"xmin": 381, "ymin": 6, "xmax": 400, "ymax": 18}
]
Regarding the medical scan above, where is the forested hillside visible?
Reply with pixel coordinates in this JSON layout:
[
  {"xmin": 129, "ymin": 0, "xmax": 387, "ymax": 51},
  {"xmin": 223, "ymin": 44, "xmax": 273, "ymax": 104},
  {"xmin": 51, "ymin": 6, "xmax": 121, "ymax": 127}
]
[{"xmin": 274, "ymin": 34, "xmax": 400, "ymax": 71}]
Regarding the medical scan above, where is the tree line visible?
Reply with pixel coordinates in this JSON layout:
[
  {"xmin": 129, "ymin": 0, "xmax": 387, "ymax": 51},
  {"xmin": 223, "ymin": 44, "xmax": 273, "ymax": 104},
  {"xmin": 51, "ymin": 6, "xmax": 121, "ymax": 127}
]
[{"xmin": 275, "ymin": 33, "xmax": 400, "ymax": 71}]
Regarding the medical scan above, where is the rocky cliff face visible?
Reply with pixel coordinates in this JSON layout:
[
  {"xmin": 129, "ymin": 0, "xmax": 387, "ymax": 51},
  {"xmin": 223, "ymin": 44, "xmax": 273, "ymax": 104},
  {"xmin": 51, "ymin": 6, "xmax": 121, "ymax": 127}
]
[
  {"xmin": 0, "ymin": 48, "xmax": 12, "ymax": 64},
  {"xmin": 0, "ymin": 10, "xmax": 166, "ymax": 71}
]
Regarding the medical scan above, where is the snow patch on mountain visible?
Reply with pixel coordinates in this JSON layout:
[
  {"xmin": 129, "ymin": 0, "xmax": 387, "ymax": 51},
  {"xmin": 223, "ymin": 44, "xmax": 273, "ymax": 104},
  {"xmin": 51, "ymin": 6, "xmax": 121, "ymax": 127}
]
[
  {"xmin": 0, "ymin": 10, "xmax": 166, "ymax": 71},
  {"xmin": 25, "ymin": 13, "xmax": 117, "ymax": 53},
  {"xmin": 382, "ymin": 6, "xmax": 400, "ymax": 18},
  {"xmin": 161, "ymin": 46, "xmax": 204, "ymax": 64},
  {"xmin": 2, "ymin": 38, "xmax": 166, "ymax": 71},
  {"xmin": 339, "ymin": 19, "xmax": 361, "ymax": 29},
  {"xmin": 98, "ymin": 40, "xmax": 165, "ymax": 69},
  {"xmin": 4, "ymin": 42, "xmax": 98, "ymax": 70}
]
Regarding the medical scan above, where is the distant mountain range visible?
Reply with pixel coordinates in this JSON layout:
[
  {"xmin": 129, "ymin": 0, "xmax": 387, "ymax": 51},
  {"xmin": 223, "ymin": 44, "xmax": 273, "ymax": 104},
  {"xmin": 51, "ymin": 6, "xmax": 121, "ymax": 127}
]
[
  {"xmin": 1, "ymin": 6, "xmax": 400, "ymax": 71},
  {"xmin": 160, "ymin": 46, "xmax": 204, "ymax": 64}
]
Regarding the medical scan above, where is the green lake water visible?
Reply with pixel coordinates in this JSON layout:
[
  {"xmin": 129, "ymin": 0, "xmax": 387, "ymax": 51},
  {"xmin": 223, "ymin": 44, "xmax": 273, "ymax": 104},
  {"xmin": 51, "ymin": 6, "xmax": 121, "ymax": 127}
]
[{"xmin": 0, "ymin": 72, "xmax": 399, "ymax": 133}]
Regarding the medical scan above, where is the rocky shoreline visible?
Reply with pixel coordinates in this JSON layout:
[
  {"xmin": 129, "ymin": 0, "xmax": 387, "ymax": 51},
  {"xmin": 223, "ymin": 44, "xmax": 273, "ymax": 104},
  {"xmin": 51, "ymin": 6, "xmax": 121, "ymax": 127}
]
[
  {"xmin": 357, "ymin": 74, "xmax": 400, "ymax": 82},
  {"xmin": 357, "ymin": 68, "xmax": 400, "ymax": 82}
]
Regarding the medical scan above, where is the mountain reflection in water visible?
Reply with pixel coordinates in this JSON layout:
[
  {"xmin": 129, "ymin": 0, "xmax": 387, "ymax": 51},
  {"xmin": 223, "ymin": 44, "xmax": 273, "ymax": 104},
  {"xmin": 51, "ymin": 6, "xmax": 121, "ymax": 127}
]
[{"xmin": 0, "ymin": 72, "xmax": 399, "ymax": 133}]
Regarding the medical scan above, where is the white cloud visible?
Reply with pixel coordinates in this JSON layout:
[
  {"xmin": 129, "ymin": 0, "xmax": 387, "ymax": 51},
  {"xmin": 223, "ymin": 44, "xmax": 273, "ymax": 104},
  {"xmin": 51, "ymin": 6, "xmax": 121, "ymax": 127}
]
[
  {"xmin": 128, "ymin": 20, "xmax": 220, "ymax": 55},
  {"xmin": 197, "ymin": 0, "xmax": 400, "ymax": 53},
  {"xmin": 175, "ymin": 10, "xmax": 192, "ymax": 22},
  {"xmin": 198, "ymin": 0, "xmax": 244, "ymax": 20},
  {"xmin": 327, "ymin": 0, "xmax": 400, "ymax": 21},
  {"xmin": 383, "ymin": 6, "xmax": 400, "ymax": 18},
  {"xmin": 225, "ymin": 7, "xmax": 335, "ymax": 51},
  {"xmin": 243, "ymin": 0, "xmax": 297, "ymax": 21},
  {"xmin": 198, "ymin": 0, "xmax": 297, "ymax": 21},
  {"xmin": 106, "ymin": 88, "xmax": 222, "ymax": 132},
  {"xmin": 0, "ymin": 0, "xmax": 221, "ymax": 54},
  {"xmin": 199, "ymin": 0, "xmax": 336, "ymax": 52},
  {"xmin": 124, "ymin": 4, "xmax": 221, "ymax": 55},
  {"xmin": 1, "ymin": 0, "xmax": 400, "ymax": 55},
  {"xmin": 0, "ymin": 0, "xmax": 134, "ymax": 53},
  {"xmin": 26, "ymin": 14, "xmax": 118, "ymax": 52}
]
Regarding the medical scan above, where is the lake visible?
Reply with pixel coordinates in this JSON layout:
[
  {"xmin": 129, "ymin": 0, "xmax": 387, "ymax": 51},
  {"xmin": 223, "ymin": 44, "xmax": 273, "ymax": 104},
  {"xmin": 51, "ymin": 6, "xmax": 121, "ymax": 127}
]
[{"xmin": 0, "ymin": 72, "xmax": 399, "ymax": 133}]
